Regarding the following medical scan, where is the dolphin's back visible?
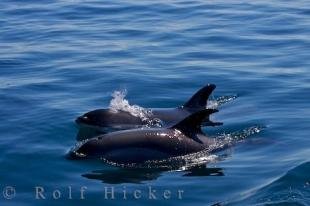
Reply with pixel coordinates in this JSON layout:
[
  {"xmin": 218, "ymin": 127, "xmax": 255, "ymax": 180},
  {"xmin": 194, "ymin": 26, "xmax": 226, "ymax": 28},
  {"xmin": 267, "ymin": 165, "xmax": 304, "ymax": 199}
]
[{"xmin": 73, "ymin": 128, "xmax": 206, "ymax": 163}]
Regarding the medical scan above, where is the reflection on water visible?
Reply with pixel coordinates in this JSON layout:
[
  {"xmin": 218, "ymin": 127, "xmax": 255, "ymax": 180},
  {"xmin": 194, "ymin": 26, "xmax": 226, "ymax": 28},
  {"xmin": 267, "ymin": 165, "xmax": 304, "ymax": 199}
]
[
  {"xmin": 82, "ymin": 165, "xmax": 224, "ymax": 184},
  {"xmin": 182, "ymin": 165, "xmax": 224, "ymax": 177},
  {"xmin": 83, "ymin": 168, "xmax": 163, "ymax": 184}
]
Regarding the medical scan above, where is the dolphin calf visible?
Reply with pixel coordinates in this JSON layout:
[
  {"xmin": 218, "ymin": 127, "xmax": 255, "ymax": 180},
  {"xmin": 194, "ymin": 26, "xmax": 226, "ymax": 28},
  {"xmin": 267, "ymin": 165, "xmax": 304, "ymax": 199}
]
[
  {"xmin": 70, "ymin": 109, "xmax": 222, "ymax": 164},
  {"xmin": 76, "ymin": 84, "xmax": 219, "ymax": 131}
]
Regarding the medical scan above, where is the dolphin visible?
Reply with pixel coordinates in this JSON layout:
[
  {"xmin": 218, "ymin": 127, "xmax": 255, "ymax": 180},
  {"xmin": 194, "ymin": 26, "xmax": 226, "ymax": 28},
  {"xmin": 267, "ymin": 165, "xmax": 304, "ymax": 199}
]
[
  {"xmin": 70, "ymin": 109, "xmax": 222, "ymax": 164},
  {"xmin": 76, "ymin": 84, "xmax": 219, "ymax": 131}
]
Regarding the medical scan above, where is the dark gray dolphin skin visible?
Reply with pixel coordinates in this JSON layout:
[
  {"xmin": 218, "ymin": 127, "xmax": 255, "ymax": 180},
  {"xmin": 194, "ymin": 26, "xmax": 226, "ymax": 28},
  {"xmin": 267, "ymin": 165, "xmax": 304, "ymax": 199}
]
[
  {"xmin": 70, "ymin": 109, "xmax": 222, "ymax": 164},
  {"xmin": 76, "ymin": 84, "xmax": 218, "ymax": 130}
]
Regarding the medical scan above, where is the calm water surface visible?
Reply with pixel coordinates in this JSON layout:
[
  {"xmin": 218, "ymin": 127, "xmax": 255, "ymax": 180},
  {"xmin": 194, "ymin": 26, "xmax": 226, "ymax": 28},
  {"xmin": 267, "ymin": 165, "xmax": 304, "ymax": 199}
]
[{"xmin": 0, "ymin": 0, "xmax": 310, "ymax": 205}]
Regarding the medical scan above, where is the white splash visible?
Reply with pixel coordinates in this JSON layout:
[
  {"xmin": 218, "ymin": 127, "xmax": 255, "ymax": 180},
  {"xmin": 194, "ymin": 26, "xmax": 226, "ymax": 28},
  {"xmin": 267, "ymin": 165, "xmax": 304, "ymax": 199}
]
[
  {"xmin": 109, "ymin": 90, "xmax": 153, "ymax": 123},
  {"xmin": 209, "ymin": 126, "xmax": 264, "ymax": 152},
  {"xmin": 207, "ymin": 99, "xmax": 219, "ymax": 109},
  {"xmin": 207, "ymin": 95, "xmax": 238, "ymax": 109}
]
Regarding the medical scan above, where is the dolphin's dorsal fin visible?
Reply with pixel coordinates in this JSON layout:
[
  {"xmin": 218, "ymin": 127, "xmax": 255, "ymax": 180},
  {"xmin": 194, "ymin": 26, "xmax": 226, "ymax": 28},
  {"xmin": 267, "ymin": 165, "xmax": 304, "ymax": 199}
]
[
  {"xmin": 183, "ymin": 84, "xmax": 216, "ymax": 110},
  {"xmin": 171, "ymin": 109, "xmax": 219, "ymax": 142}
]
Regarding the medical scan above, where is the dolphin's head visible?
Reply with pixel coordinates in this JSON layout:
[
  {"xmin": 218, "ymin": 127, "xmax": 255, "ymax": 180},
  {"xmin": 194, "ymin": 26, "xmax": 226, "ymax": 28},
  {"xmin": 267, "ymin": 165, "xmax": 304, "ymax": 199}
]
[
  {"xmin": 68, "ymin": 137, "xmax": 104, "ymax": 159},
  {"xmin": 76, "ymin": 109, "xmax": 109, "ymax": 127},
  {"xmin": 76, "ymin": 109, "xmax": 144, "ymax": 129}
]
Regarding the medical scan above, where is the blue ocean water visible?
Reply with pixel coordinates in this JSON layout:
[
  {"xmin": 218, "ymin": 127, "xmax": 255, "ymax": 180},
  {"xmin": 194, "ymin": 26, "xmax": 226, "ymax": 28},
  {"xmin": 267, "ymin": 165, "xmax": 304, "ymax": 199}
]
[{"xmin": 0, "ymin": 0, "xmax": 310, "ymax": 205}]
